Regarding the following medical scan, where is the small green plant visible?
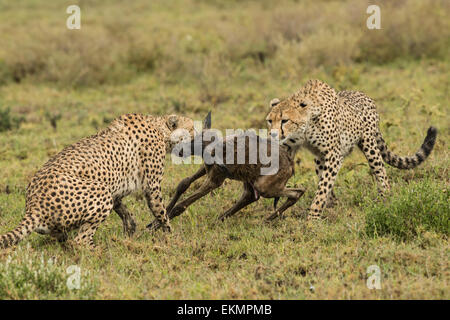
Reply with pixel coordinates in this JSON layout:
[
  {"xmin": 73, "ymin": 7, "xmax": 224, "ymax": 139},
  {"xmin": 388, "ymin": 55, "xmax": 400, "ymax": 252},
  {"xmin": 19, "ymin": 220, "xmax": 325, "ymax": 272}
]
[
  {"xmin": 0, "ymin": 106, "xmax": 25, "ymax": 132},
  {"xmin": 0, "ymin": 246, "xmax": 97, "ymax": 299},
  {"xmin": 44, "ymin": 111, "xmax": 62, "ymax": 130},
  {"xmin": 365, "ymin": 179, "xmax": 449, "ymax": 241}
]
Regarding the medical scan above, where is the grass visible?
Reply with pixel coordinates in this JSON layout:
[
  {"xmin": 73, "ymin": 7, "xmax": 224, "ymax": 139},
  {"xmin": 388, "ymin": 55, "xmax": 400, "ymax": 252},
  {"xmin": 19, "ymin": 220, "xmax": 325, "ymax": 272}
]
[
  {"xmin": 0, "ymin": 106, "xmax": 24, "ymax": 132},
  {"xmin": 0, "ymin": 245, "xmax": 97, "ymax": 299},
  {"xmin": 0, "ymin": 0, "xmax": 449, "ymax": 299},
  {"xmin": 365, "ymin": 179, "xmax": 449, "ymax": 241}
]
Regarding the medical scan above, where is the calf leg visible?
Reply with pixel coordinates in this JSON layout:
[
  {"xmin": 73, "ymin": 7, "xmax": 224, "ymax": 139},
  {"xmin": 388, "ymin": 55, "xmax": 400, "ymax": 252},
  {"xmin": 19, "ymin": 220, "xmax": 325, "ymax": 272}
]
[
  {"xmin": 217, "ymin": 182, "xmax": 259, "ymax": 221},
  {"xmin": 265, "ymin": 187, "xmax": 305, "ymax": 221},
  {"xmin": 147, "ymin": 172, "xmax": 225, "ymax": 231},
  {"xmin": 166, "ymin": 166, "xmax": 207, "ymax": 213},
  {"xmin": 168, "ymin": 175, "xmax": 225, "ymax": 219}
]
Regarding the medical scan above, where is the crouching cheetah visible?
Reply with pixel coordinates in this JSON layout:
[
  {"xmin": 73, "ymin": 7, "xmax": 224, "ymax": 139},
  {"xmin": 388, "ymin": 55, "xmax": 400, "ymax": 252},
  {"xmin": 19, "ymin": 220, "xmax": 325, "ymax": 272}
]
[
  {"xmin": 0, "ymin": 113, "xmax": 198, "ymax": 249},
  {"xmin": 266, "ymin": 79, "xmax": 437, "ymax": 220}
]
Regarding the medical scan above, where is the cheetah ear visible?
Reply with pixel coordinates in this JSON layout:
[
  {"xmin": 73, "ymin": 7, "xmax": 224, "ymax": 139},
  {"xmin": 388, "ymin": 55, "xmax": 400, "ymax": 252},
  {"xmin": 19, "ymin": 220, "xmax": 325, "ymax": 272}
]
[
  {"xmin": 270, "ymin": 98, "xmax": 280, "ymax": 108},
  {"xmin": 203, "ymin": 111, "xmax": 211, "ymax": 129},
  {"xmin": 308, "ymin": 79, "xmax": 333, "ymax": 92},
  {"xmin": 166, "ymin": 115, "xmax": 178, "ymax": 130}
]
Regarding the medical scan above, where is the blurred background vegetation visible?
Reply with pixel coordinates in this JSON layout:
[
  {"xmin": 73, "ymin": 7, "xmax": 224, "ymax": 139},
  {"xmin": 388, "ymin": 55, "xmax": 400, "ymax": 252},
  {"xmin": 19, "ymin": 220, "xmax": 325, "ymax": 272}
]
[{"xmin": 0, "ymin": 0, "xmax": 448, "ymax": 87}]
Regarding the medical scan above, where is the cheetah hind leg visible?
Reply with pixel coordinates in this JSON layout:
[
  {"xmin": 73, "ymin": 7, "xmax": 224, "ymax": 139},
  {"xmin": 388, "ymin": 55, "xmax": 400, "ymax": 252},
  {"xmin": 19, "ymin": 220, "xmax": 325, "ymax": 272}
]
[
  {"xmin": 71, "ymin": 200, "xmax": 114, "ymax": 249},
  {"xmin": 71, "ymin": 222, "xmax": 103, "ymax": 249},
  {"xmin": 326, "ymin": 191, "xmax": 339, "ymax": 208},
  {"xmin": 114, "ymin": 201, "xmax": 137, "ymax": 237},
  {"xmin": 51, "ymin": 231, "xmax": 68, "ymax": 243},
  {"xmin": 359, "ymin": 136, "xmax": 391, "ymax": 195}
]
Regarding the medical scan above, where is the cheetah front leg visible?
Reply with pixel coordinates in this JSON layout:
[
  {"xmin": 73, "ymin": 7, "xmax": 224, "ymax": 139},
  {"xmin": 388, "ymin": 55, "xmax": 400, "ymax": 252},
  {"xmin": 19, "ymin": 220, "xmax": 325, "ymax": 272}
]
[
  {"xmin": 314, "ymin": 157, "xmax": 338, "ymax": 208},
  {"xmin": 308, "ymin": 151, "xmax": 343, "ymax": 220},
  {"xmin": 113, "ymin": 200, "xmax": 137, "ymax": 237},
  {"xmin": 145, "ymin": 186, "xmax": 171, "ymax": 233}
]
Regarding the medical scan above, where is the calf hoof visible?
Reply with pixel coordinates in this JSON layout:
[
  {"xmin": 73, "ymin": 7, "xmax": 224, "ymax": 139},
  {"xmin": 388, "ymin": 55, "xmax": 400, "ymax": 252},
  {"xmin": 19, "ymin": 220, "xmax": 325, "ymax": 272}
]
[
  {"xmin": 217, "ymin": 213, "xmax": 230, "ymax": 222},
  {"xmin": 146, "ymin": 220, "xmax": 161, "ymax": 232},
  {"xmin": 147, "ymin": 221, "xmax": 171, "ymax": 233},
  {"xmin": 124, "ymin": 220, "xmax": 137, "ymax": 237},
  {"xmin": 162, "ymin": 223, "xmax": 172, "ymax": 233},
  {"xmin": 265, "ymin": 211, "xmax": 283, "ymax": 222}
]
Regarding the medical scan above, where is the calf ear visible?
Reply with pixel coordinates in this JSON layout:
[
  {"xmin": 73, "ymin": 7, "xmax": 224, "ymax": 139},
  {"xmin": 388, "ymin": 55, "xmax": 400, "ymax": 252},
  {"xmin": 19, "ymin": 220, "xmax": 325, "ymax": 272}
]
[
  {"xmin": 270, "ymin": 98, "xmax": 280, "ymax": 108},
  {"xmin": 203, "ymin": 111, "xmax": 211, "ymax": 129},
  {"xmin": 166, "ymin": 115, "xmax": 178, "ymax": 130}
]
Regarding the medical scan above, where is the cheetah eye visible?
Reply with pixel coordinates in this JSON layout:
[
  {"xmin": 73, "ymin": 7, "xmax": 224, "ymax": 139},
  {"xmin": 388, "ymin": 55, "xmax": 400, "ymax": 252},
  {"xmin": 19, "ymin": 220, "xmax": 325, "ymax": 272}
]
[
  {"xmin": 267, "ymin": 120, "xmax": 272, "ymax": 124},
  {"xmin": 300, "ymin": 102, "xmax": 307, "ymax": 108},
  {"xmin": 281, "ymin": 119, "xmax": 289, "ymax": 124}
]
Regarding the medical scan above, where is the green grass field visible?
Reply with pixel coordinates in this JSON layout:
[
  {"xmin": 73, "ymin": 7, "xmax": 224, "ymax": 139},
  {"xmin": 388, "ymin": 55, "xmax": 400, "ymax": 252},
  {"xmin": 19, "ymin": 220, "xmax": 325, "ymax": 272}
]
[{"xmin": 0, "ymin": 0, "xmax": 448, "ymax": 299}]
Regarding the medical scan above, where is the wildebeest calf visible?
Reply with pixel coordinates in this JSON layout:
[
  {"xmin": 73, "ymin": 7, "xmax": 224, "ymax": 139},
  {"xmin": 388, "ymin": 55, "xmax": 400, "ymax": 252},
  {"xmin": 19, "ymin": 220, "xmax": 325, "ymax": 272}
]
[{"xmin": 147, "ymin": 128, "xmax": 305, "ymax": 231}]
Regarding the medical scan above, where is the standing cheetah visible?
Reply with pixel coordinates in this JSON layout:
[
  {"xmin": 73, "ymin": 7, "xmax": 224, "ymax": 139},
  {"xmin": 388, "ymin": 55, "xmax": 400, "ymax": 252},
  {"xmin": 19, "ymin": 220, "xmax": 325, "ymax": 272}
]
[
  {"xmin": 266, "ymin": 79, "xmax": 437, "ymax": 220},
  {"xmin": 0, "ymin": 113, "xmax": 198, "ymax": 249}
]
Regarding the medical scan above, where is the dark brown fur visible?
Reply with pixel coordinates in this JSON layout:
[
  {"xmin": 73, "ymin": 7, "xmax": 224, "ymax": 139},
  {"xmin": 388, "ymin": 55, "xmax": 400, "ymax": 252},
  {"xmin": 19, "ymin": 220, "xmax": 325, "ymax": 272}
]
[{"xmin": 147, "ymin": 132, "xmax": 305, "ymax": 231}]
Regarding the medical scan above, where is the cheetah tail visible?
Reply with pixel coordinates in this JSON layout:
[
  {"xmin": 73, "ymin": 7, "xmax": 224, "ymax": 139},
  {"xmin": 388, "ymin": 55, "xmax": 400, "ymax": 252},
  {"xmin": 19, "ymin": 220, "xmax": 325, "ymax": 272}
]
[
  {"xmin": 0, "ymin": 215, "xmax": 36, "ymax": 249},
  {"xmin": 376, "ymin": 127, "xmax": 437, "ymax": 169}
]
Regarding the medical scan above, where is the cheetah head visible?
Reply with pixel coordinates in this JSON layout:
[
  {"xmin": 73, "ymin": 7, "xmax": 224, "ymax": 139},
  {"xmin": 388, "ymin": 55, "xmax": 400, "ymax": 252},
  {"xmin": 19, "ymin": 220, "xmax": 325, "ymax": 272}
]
[
  {"xmin": 266, "ymin": 79, "xmax": 337, "ymax": 140},
  {"xmin": 171, "ymin": 112, "xmax": 213, "ymax": 158},
  {"xmin": 164, "ymin": 114, "xmax": 195, "ymax": 151},
  {"xmin": 166, "ymin": 112, "xmax": 212, "ymax": 154}
]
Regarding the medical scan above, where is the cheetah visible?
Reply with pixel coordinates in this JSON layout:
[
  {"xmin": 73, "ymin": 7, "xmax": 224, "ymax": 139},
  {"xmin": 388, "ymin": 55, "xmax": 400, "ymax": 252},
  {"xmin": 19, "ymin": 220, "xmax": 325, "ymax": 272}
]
[
  {"xmin": 266, "ymin": 79, "xmax": 437, "ymax": 220},
  {"xmin": 0, "ymin": 113, "xmax": 200, "ymax": 249}
]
